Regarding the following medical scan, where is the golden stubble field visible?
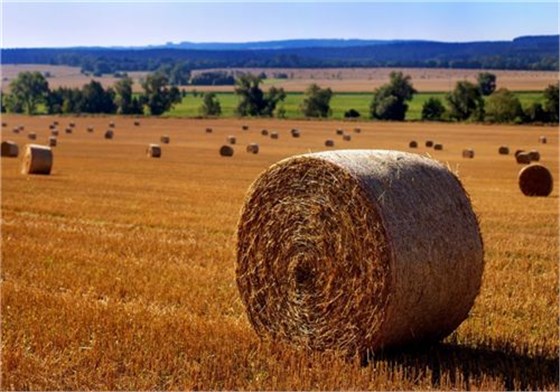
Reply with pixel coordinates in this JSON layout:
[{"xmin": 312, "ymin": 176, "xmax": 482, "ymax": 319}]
[{"xmin": 1, "ymin": 115, "xmax": 559, "ymax": 390}]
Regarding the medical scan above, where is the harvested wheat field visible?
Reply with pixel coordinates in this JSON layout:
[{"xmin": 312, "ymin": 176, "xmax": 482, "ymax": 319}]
[{"xmin": 1, "ymin": 115, "xmax": 558, "ymax": 390}]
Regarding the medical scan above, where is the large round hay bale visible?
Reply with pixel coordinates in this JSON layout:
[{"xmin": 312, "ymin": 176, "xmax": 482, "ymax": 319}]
[
  {"xmin": 425, "ymin": 140, "xmax": 434, "ymax": 147},
  {"xmin": 518, "ymin": 164, "xmax": 553, "ymax": 197},
  {"xmin": 220, "ymin": 145, "xmax": 234, "ymax": 157},
  {"xmin": 21, "ymin": 144, "xmax": 53, "ymax": 175},
  {"xmin": 462, "ymin": 149, "xmax": 474, "ymax": 159},
  {"xmin": 528, "ymin": 150, "xmax": 540, "ymax": 162},
  {"xmin": 342, "ymin": 134, "xmax": 352, "ymax": 141},
  {"xmin": 433, "ymin": 143, "xmax": 443, "ymax": 151},
  {"xmin": 246, "ymin": 143, "xmax": 259, "ymax": 154},
  {"xmin": 498, "ymin": 146, "xmax": 509, "ymax": 155},
  {"xmin": 160, "ymin": 135, "xmax": 170, "ymax": 144},
  {"xmin": 147, "ymin": 144, "xmax": 161, "ymax": 158},
  {"xmin": 48, "ymin": 136, "xmax": 57, "ymax": 147},
  {"xmin": 51, "ymin": 129, "xmax": 59, "ymax": 136},
  {"xmin": 291, "ymin": 128, "xmax": 301, "ymax": 138},
  {"xmin": 516, "ymin": 152, "xmax": 532, "ymax": 164},
  {"xmin": 1, "ymin": 141, "xmax": 19, "ymax": 157},
  {"xmin": 28, "ymin": 132, "xmax": 37, "ymax": 140},
  {"xmin": 205, "ymin": 127, "xmax": 213, "ymax": 134},
  {"xmin": 325, "ymin": 139, "xmax": 335, "ymax": 147},
  {"xmin": 409, "ymin": 141, "xmax": 418, "ymax": 148},
  {"xmin": 104, "ymin": 130, "xmax": 114, "ymax": 139},
  {"xmin": 539, "ymin": 136, "xmax": 547, "ymax": 144},
  {"xmin": 261, "ymin": 129, "xmax": 269, "ymax": 136},
  {"xmin": 336, "ymin": 128, "xmax": 344, "ymax": 136},
  {"xmin": 270, "ymin": 132, "xmax": 279, "ymax": 140},
  {"xmin": 227, "ymin": 135, "xmax": 237, "ymax": 145},
  {"xmin": 236, "ymin": 150, "xmax": 484, "ymax": 353}
]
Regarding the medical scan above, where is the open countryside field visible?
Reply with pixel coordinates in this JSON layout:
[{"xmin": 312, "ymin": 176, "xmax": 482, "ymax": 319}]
[{"xmin": 1, "ymin": 115, "xmax": 559, "ymax": 390}]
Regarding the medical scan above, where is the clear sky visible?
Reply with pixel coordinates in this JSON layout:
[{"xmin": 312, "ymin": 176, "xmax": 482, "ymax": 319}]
[{"xmin": 1, "ymin": 1, "xmax": 558, "ymax": 48}]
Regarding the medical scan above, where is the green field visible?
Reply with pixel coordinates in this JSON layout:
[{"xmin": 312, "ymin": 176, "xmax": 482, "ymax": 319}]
[{"xmin": 167, "ymin": 91, "xmax": 543, "ymax": 120}]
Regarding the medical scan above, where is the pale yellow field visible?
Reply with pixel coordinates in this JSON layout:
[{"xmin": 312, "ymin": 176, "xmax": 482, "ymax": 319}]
[{"xmin": 1, "ymin": 115, "xmax": 559, "ymax": 390}]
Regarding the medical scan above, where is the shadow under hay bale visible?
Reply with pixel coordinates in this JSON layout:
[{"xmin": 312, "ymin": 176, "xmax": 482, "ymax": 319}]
[
  {"xmin": 434, "ymin": 143, "xmax": 443, "ymax": 151},
  {"xmin": 236, "ymin": 150, "xmax": 484, "ymax": 354},
  {"xmin": 518, "ymin": 164, "xmax": 553, "ymax": 197},
  {"xmin": 425, "ymin": 140, "xmax": 434, "ymax": 147},
  {"xmin": 104, "ymin": 130, "xmax": 114, "ymax": 139},
  {"xmin": 325, "ymin": 139, "xmax": 335, "ymax": 147},
  {"xmin": 147, "ymin": 144, "xmax": 161, "ymax": 158},
  {"xmin": 516, "ymin": 152, "xmax": 532, "ymax": 164},
  {"xmin": 498, "ymin": 146, "xmax": 509, "ymax": 155},
  {"xmin": 227, "ymin": 135, "xmax": 236, "ymax": 145},
  {"xmin": 1, "ymin": 141, "xmax": 19, "ymax": 157},
  {"xmin": 270, "ymin": 132, "xmax": 279, "ymax": 140},
  {"xmin": 21, "ymin": 144, "xmax": 53, "ymax": 175},
  {"xmin": 528, "ymin": 150, "xmax": 540, "ymax": 162},
  {"xmin": 48, "ymin": 136, "xmax": 57, "ymax": 147},
  {"xmin": 246, "ymin": 143, "xmax": 259, "ymax": 154},
  {"xmin": 220, "ymin": 145, "xmax": 234, "ymax": 157},
  {"xmin": 409, "ymin": 141, "xmax": 418, "ymax": 148},
  {"xmin": 261, "ymin": 129, "xmax": 269, "ymax": 136},
  {"xmin": 462, "ymin": 149, "xmax": 474, "ymax": 159},
  {"xmin": 160, "ymin": 135, "xmax": 170, "ymax": 144}
]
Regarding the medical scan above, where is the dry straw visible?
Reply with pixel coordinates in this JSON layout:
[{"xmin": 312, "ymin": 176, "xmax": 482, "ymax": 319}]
[
  {"xmin": 69, "ymin": 122, "xmax": 75, "ymax": 128},
  {"xmin": 236, "ymin": 150, "xmax": 484, "ymax": 354},
  {"xmin": 325, "ymin": 139, "xmax": 335, "ymax": 147},
  {"xmin": 246, "ymin": 143, "xmax": 260, "ymax": 154},
  {"xmin": 498, "ymin": 146, "xmax": 509, "ymax": 155},
  {"xmin": 516, "ymin": 152, "xmax": 532, "ymax": 164},
  {"xmin": 160, "ymin": 135, "xmax": 170, "ymax": 144},
  {"xmin": 48, "ymin": 136, "xmax": 57, "ymax": 147},
  {"xmin": 462, "ymin": 149, "xmax": 475, "ymax": 159},
  {"xmin": 409, "ymin": 141, "xmax": 418, "ymax": 148},
  {"xmin": 220, "ymin": 145, "xmax": 234, "ymax": 157},
  {"xmin": 1, "ymin": 122, "xmax": 6, "ymax": 127},
  {"xmin": 104, "ymin": 130, "xmax": 114, "ymax": 139},
  {"xmin": 518, "ymin": 164, "xmax": 553, "ymax": 197},
  {"xmin": 147, "ymin": 144, "xmax": 162, "ymax": 158},
  {"xmin": 21, "ymin": 144, "xmax": 53, "ymax": 175},
  {"xmin": 514, "ymin": 149, "xmax": 525, "ymax": 157},
  {"xmin": 227, "ymin": 135, "xmax": 237, "ymax": 145},
  {"xmin": 1, "ymin": 141, "xmax": 19, "ymax": 157},
  {"xmin": 425, "ymin": 140, "xmax": 434, "ymax": 147}
]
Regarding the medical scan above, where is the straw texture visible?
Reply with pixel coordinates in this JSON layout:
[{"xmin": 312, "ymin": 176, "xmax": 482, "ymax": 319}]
[
  {"xmin": 237, "ymin": 150, "xmax": 484, "ymax": 353},
  {"xmin": 518, "ymin": 164, "xmax": 553, "ymax": 197},
  {"xmin": 1, "ymin": 141, "xmax": 19, "ymax": 157},
  {"xmin": 21, "ymin": 144, "xmax": 53, "ymax": 175}
]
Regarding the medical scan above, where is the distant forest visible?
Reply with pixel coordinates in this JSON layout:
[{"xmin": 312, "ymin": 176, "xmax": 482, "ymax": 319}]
[{"xmin": 2, "ymin": 35, "xmax": 558, "ymax": 73}]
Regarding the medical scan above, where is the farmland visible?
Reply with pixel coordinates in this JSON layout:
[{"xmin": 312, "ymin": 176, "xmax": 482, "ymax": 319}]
[{"xmin": 1, "ymin": 115, "xmax": 558, "ymax": 390}]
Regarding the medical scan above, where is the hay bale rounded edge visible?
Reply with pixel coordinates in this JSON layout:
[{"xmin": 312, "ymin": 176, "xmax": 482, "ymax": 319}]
[
  {"xmin": 236, "ymin": 149, "xmax": 484, "ymax": 353},
  {"xmin": 325, "ymin": 139, "xmax": 335, "ymax": 147},
  {"xmin": 220, "ymin": 145, "xmax": 234, "ymax": 157},
  {"xmin": 21, "ymin": 144, "xmax": 53, "ymax": 175},
  {"xmin": 147, "ymin": 144, "xmax": 162, "ymax": 158},
  {"xmin": 1, "ymin": 141, "xmax": 19, "ymax": 158},
  {"xmin": 516, "ymin": 152, "xmax": 532, "ymax": 164},
  {"xmin": 409, "ymin": 141, "xmax": 418, "ymax": 148},
  {"xmin": 462, "ymin": 149, "xmax": 474, "ymax": 159},
  {"xmin": 518, "ymin": 164, "xmax": 553, "ymax": 197},
  {"xmin": 498, "ymin": 146, "xmax": 509, "ymax": 155},
  {"xmin": 246, "ymin": 143, "xmax": 259, "ymax": 154}
]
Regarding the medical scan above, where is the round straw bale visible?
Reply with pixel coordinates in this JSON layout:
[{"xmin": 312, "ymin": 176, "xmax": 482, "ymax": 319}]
[
  {"xmin": 498, "ymin": 146, "xmax": 509, "ymax": 155},
  {"xmin": 343, "ymin": 134, "xmax": 352, "ymax": 141},
  {"xmin": 528, "ymin": 150, "xmax": 540, "ymax": 162},
  {"xmin": 353, "ymin": 127, "xmax": 361, "ymax": 134},
  {"xmin": 12, "ymin": 127, "xmax": 20, "ymax": 134},
  {"xmin": 237, "ymin": 150, "xmax": 484, "ymax": 353},
  {"xmin": 425, "ymin": 140, "xmax": 434, "ymax": 147},
  {"xmin": 49, "ymin": 124, "xmax": 55, "ymax": 130},
  {"xmin": 69, "ymin": 122, "xmax": 75, "ymax": 128},
  {"xmin": 51, "ymin": 129, "xmax": 59, "ymax": 136},
  {"xmin": 336, "ymin": 128, "xmax": 344, "ymax": 135},
  {"xmin": 325, "ymin": 139, "xmax": 335, "ymax": 147},
  {"xmin": 134, "ymin": 120, "xmax": 140, "ymax": 126},
  {"xmin": 19, "ymin": 125, "xmax": 25, "ymax": 131},
  {"xmin": 160, "ymin": 135, "xmax": 170, "ymax": 144},
  {"xmin": 104, "ymin": 130, "xmax": 114, "ymax": 139},
  {"xmin": 261, "ymin": 129, "xmax": 269, "ymax": 136},
  {"xmin": 539, "ymin": 136, "xmax": 547, "ymax": 144},
  {"xmin": 48, "ymin": 136, "xmax": 57, "ymax": 147},
  {"xmin": 1, "ymin": 122, "xmax": 6, "ymax": 127},
  {"xmin": 270, "ymin": 132, "xmax": 279, "ymax": 139},
  {"xmin": 147, "ymin": 144, "xmax": 162, "ymax": 158},
  {"xmin": 514, "ymin": 149, "xmax": 525, "ymax": 158},
  {"xmin": 227, "ymin": 135, "xmax": 237, "ymax": 145},
  {"xmin": 242, "ymin": 125, "xmax": 249, "ymax": 130},
  {"xmin": 1, "ymin": 141, "xmax": 19, "ymax": 157},
  {"xmin": 291, "ymin": 128, "xmax": 301, "ymax": 138},
  {"xmin": 87, "ymin": 126, "xmax": 94, "ymax": 133},
  {"xmin": 53, "ymin": 121, "xmax": 59, "ymax": 126},
  {"xmin": 518, "ymin": 164, "xmax": 553, "ymax": 197},
  {"xmin": 65, "ymin": 127, "xmax": 73, "ymax": 134},
  {"xmin": 434, "ymin": 143, "xmax": 443, "ymax": 151},
  {"xmin": 516, "ymin": 152, "xmax": 532, "ymax": 164},
  {"xmin": 462, "ymin": 149, "xmax": 475, "ymax": 159},
  {"xmin": 246, "ymin": 143, "xmax": 259, "ymax": 154},
  {"xmin": 409, "ymin": 141, "xmax": 418, "ymax": 148},
  {"xmin": 21, "ymin": 144, "xmax": 53, "ymax": 175},
  {"xmin": 206, "ymin": 127, "xmax": 213, "ymax": 133},
  {"xmin": 220, "ymin": 145, "xmax": 234, "ymax": 157},
  {"xmin": 109, "ymin": 122, "xmax": 115, "ymax": 128},
  {"xmin": 28, "ymin": 132, "xmax": 37, "ymax": 140}
]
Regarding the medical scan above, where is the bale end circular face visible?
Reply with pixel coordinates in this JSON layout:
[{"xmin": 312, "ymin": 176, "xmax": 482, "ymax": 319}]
[
  {"xmin": 21, "ymin": 144, "xmax": 53, "ymax": 175},
  {"xmin": 220, "ymin": 145, "xmax": 234, "ymax": 157},
  {"xmin": 518, "ymin": 164, "xmax": 553, "ymax": 197},
  {"xmin": 236, "ymin": 150, "xmax": 484, "ymax": 354}
]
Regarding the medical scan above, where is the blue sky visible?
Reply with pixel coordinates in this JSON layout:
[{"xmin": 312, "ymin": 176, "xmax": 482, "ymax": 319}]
[{"xmin": 1, "ymin": 1, "xmax": 558, "ymax": 48}]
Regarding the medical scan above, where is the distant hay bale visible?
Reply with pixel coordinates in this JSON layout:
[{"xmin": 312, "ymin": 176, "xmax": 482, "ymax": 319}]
[
  {"xmin": 261, "ymin": 129, "xmax": 269, "ymax": 136},
  {"xmin": 539, "ymin": 136, "xmax": 547, "ymax": 144},
  {"xmin": 53, "ymin": 121, "xmax": 59, "ymax": 126},
  {"xmin": 434, "ymin": 143, "xmax": 443, "ymax": 151},
  {"xmin": 205, "ymin": 127, "xmax": 213, "ymax": 134},
  {"xmin": 498, "ymin": 146, "xmax": 509, "ymax": 155},
  {"xmin": 87, "ymin": 127, "xmax": 94, "ymax": 133},
  {"xmin": 21, "ymin": 144, "xmax": 53, "ymax": 175},
  {"xmin": 242, "ymin": 125, "xmax": 249, "ymax": 130},
  {"xmin": 270, "ymin": 132, "xmax": 279, "ymax": 140},
  {"xmin": 342, "ymin": 134, "xmax": 352, "ymax": 141},
  {"xmin": 462, "ymin": 149, "xmax": 475, "ymax": 159},
  {"xmin": 147, "ymin": 144, "xmax": 162, "ymax": 158},
  {"xmin": 353, "ymin": 127, "xmax": 361, "ymax": 134},
  {"xmin": 528, "ymin": 150, "xmax": 540, "ymax": 162},
  {"xmin": 51, "ymin": 129, "xmax": 59, "ymax": 136},
  {"xmin": 236, "ymin": 150, "xmax": 484, "ymax": 353},
  {"xmin": 291, "ymin": 128, "xmax": 301, "ymax": 138},
  {"xmin": 409, "ymin": 141, "xmax": 418, "ymax": 148},
  {"xmin": 28, "ymin": 132, "xmax": 37, "ymax": 140},
  {"xmin": 516, "ymin": 152, "xmax": 532, "ymax": 164},
  {"xmin": 19, "ymin": 125, "xmax": 25, "ymax": 131},
  {"xmin": 246, "ymin": 143, "xmax": 260, "ymax": 154},
  {"xmin": 1, "ymin": 122, "xmax": 6, "ymax": 127},
  {"xmin": 104, "ymin": 130, "xmax": 114, "ymax": 139},
  {"xmin": 425, "ymin": 140, "xmax": 434, "ymax": 147},
  {"xmin": 518, "ymin": 164, "xmax": 553, "ymax": 197},
  {"xmin": 12, "ymin": 127, "xmax": 20, "ymax": 134},
  {"xmin": 227, "ymin": 135, "xmax": 237, "ymax": 145},
  {"xmin": 134, "ymin": 121, "xmax": 141, "ymax": 126},
  {"xmin": 160, "ymin": 135, "xmax": 170, "ymax": 144},
  {"xmin": 49, "ymin": 124, "xmax": 55, "ymax": 130},
  {"xmin": 1, "ymin": 141, "xmax": 19, "ymax": 157},
  {"xmin": 220, "ymin": 145, "xmax": 234, "ymax": 157},
  {"xmin": 109, "ymin": 122, "xmax": 115, "ymax": 128},
  {"xmin": 69, "ymin": 122, "xmax": 75, "ymax": 128},
  {"xmin": 325, "ymin": 139, "xmax": 335, "ymax": 147},
  {"xmin": 514, "ymin": 149, "xmax": 525, "ymax": 158},
  {"xmin": 48, "ymin": 136, "xmax": 57, "ymax": 147},
  {"xmin": 65, "ymin": 127, "xmax": 73, "ymax": 134},
  {"xmin": 336, "ymin": 128, "xmax": 344, "ymax": 135}
]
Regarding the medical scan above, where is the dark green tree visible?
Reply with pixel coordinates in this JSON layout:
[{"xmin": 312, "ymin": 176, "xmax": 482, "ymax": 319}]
[
  {"xmin": 524, "ymin": 102, "xmax": 547, "ymax": 123},
  {"xmin": 484, "ymin": 88, "xmax": 523, "ymax": 123},
  {"xmin": 140, "ymin": 73, "xmax": 181, "ymax": 115},
  {"xmin": 344, "ymin": 108, "xmax": 360, "ymax": 118},
  {"xmin": 543, "ymin": 83, "xmax": 559, "ymax": 122},
  {"xmin": 477, "ymin": 72, "xmax": 497, "ymax": 96},
  {"xmin": 114, "ymin": 77, "xmax": 134, "ymax": 114},
  {"xmin": 199, "ymin": 92, "xmax": 222, "ymax": 116},
  {"xmin": 300, "ymin": 84, "xmax": 333, "ymax": 118},
  {"xmin": 46, "ymin": 87, "xmax": 84, "ymax": 114},
  {"xmin": 370, "ymin": 71, "xmax": 416, "ymax": 120},
  {"xmin": 234, "ymin": 74, "xmax": 285, "ymax": 117},
  {"xmin": 446, "ymin": 81, "xmax": 485, "ymax": 121},
  {"xmin": 7, "ymin": 71, "xmax": 49, "ymax": 114},
  {"xmin": 421, "ymin": 97, "xmax": 446, "ymax": 121},
  {"xmin": 81, "ymin": 80, "xmax": 116, "ymax": 113}
]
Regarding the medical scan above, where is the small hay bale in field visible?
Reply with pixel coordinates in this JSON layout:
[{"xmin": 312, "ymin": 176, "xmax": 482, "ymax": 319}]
[
  {"xmin": 516, "ymin": 152, "xmax": 531, "ymax": 164},
  {"xmin": 462, "ymin": 149, "xmax": 475, "ymax": 159},
  {"xmin": 291, "ymin": 128, "xmax": 301, "ymax": 138},
  {"xmin": 109, "ymin": 121, "xmax": 115, "ymax": 128},
  {"xmin": 21, "ymin": 144, "xmax": 53, "ymax": 175},
  {"xmin": 518, "ymin": 164, "xmax": 553, "ymax": 197},
  {"xmin": 528, "ymin": 150, "xmax": 540, "ymax": 162},
  {"xmin": 242, "ymin": 125, "xmax": 249, "ymax": 130},
  {"xmin": 353, "ymin": 127, "xmax": 362, "ymax": 134},
  {"xmin": 104, "ymin": 130, "xmax": 114, "ymax": 139},
  {"xmin": 19, "ymin": 125, "xmax": 25, "ymax": 131},
  {"xmin": 270, "ymin": 132, "xmax": 279, "ymax": 140},
  {"xmin": 134, "ymin": 120, "xmax": 140, "ymax": 126},
  {"xmin": 49, "ymin": 124, "xmax": 55, "ymax": 130},
  {"xmin": 220, "ymin": 145, "xmax": 234, "ymax": 157},
  {"xmin": 87, "ymin": 126, "xmax": 94, "ymax": 133},
  {"xmin": 1, "ymin": 141, "xmax": 19, "ymax": 157},
  {"xmin": 336, "ymin": 128, "xmax": 344, "ymax": 135},
  {"xmin": 409, "ymin": 141, "xmax": 418, "ymax": 148},
  {"xmin": 514, "ymin": 149, "xmax": 525, "ymax": 158},
  {"xmin": 1, "ymin": 122, "xmax": 6, "ymax": 127},
  {"xmin": 425, "ymin": 140, "xmax": 434, "ymax": 147},
  {"xmin": 69, "ymin": 122, "xmax": 75, "ymax": 128},
  {"xmin": 28, "ymin": 132, "xmax": 37, "ymax": 140},
  {"xmin": 65, "ymin": 127, "xmax": 73, "ymax": 134},
  {"xmin": 48, "ymin": 136, "xmax": 57, "ymax": 147},
  {"xmin": 236, "ymin": 150, "xmax": 484, "ymax": 353},
  {"xmin": 51, "ymin": 129, "xmax": 59, "ymax": 136},
  {"xmin": 53, "ymin": 121, "xmax": 59, "ymax": 126},
  {"xmin": 160, "ymin": 135, "xmax": 170, "ymax": 144},
  {"xmin": 227, "ymin": 135, "xmax": 237, "ymax": 145},
  {"xmin": 261, "ymin": 129, "xmax": 269, "ymax": 136},
  {"xmin": 246, "ymin": 143, "xmax": 259, "ymax": 154},
  {"xmin": 205, "ymin": 127, "xmax": 213, "ymax": 134},
  {"xmin": 147, "ymin": 144, "xmax": 162, "ymax": 158},
  {"xmin": 434, "ymin": 143, "xmax": 443, "ymax": 151},
  {"xmin": 498, "ymin": 146, "xmax": 509, "ymax": 155},
  {"xmin": 12, "ymin": 127, "xmax": 20, "ymax": 134},
  {"xmin": 539, "ymin": 136, "xmax": 547, "ymax": 144},
  {"xmin": 325, "ymin": 139, "xmax": 335, "ymax": 147},
  {"xmin": 343, "ymin": 134, "xmax": 352, "ymax": 141}
]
